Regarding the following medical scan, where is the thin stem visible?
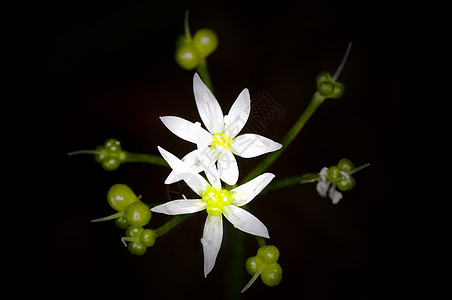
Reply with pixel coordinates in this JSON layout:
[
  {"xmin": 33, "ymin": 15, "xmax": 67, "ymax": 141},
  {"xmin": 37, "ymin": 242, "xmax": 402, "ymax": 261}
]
[
  {"xmin": 256, "ymin": 236, "xmax": 266, "ymax": 248},
  {"xmin": 122, "ymin": 151, "xmax": 168, "ymax": 167},
  {"xmin": 197, "ymin": 58, "xmax": 213, "ymax": 92},
  {"xmin": 242, "ymin": 92, "xmax": 326, "ymax": 183},
  {"xmin": 226, "ymin": 223, "xmax": 245, "ymax": 299},
  {"xmin": 153, "ymin": 215, "xmax": 188, "ymax": 238},
  {"xmin": 261, "ymin": 172, "xmax": 320, "ymax": 195}
]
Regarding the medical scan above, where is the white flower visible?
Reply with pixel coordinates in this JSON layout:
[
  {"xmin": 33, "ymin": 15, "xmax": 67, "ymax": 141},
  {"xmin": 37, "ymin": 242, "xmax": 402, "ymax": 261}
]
[
  {"xmin": 316, "ymin": 163, "xmax": 369, "ymax": 204},
  {"xmin": 160, "ymin": 73, "xmax": 282, "ymax": 186},
  {"xmin": 316, "ymin": 167, "xmax": 343, "ymax": 204},
  {"xmin": 152, "ymin": 146, "xmax": 274, "ymax": 277}
]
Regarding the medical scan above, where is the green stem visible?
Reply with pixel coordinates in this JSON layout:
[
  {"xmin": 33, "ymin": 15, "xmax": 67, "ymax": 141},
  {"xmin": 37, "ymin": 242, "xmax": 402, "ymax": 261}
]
[
  {"xmin": 197, "ymin": 58, "xmax": 213, "ymax": 92},
  {"xmin": 122, "ymin": 151, "xmax": 168, "ymax": 167},
  {"xmin": 225, "ymin": 223, "xmax": 245, "ymax": 299},
  {"xmin": 154, "ymin": 215, "xmax": 188, "ymax": 238},
  {"xmin": 242, "ymin": 92, "xmax": 326, "ymax": 183},
  {"xmin": 256, "ymin": 236, "xmax": 266, "ymax": 248},
  {"xmin": 261, "ymin": 172, "xmax": 320, "ymax": 195}
]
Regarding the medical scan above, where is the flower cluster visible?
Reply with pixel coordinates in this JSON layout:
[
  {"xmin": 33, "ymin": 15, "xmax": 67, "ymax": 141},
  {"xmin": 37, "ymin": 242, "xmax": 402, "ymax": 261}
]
[
  {"xmin": 91, "ymin": 184, "xmax": 155, "ymax": 255},
  {"xmin": 153, "ymin": 73, "xmax": 282, "ymax": 276},
  {"xmin": 316, "ymin": 158, "xmax": 369, "ymax": 204},
  {"xmin": 69, "ymin": 18, "xmax": 367, "ymax": 293}
]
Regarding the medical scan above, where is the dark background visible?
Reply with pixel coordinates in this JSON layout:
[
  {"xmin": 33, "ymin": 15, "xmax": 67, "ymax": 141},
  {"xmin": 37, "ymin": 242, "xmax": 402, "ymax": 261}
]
[{"xmin": 9, "ymin": 1, "xmax": 448, "ymax": 299}]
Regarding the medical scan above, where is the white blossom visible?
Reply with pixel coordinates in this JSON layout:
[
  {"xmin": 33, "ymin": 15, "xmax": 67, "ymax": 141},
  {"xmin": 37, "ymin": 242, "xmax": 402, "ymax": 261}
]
[
  {"xmin": 152, "ymin": 146, "xmax": 274, "ymax": 277},
  {"xmin": 160, "ymin": 73, "xmax": 281, "ymax": 186}
]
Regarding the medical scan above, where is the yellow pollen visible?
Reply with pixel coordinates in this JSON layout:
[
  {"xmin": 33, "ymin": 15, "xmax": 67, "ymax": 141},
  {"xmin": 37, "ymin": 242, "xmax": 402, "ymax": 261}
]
[{"xmin": 212, "ymin": 132, "xmax": 232, "ymax": 150}]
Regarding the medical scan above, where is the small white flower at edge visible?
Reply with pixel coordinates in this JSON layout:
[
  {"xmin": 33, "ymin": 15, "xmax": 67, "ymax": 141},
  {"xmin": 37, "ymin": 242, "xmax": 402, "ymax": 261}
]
[
  {"xmin": 316, "ymin": 167, "xmax": 343, "ymax": 204},
  {"xmin": 152, "ymin": 146, "xmax": 274, "ymax": 277},
  {"xmin": 160, "ymin": 73, "xmax": 282, "ymax": 186}
]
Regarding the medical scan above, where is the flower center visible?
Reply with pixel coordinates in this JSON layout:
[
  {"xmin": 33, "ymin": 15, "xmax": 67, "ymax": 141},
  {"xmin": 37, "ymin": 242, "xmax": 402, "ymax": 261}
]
[
  {"xmin": 211, "ymin": 132, "xmax": 232, "ymax": 150},
  {"xmin": 202, "ymin": 186, "xmax": 232, "ymax": 216}
]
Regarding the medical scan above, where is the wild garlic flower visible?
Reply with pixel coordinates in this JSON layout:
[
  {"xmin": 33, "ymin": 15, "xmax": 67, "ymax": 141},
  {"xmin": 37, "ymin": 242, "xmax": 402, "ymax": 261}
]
[
  {"xmin": 160, "ymin": 73, "xmax": 282, "ymax": 186},
  {"xmin": 152, "ymin": 146, "xmax": 274, "ymax": 277},
  {"xmin": 316, "ymin": 167, "xmax": 343, "ymax": 204},
  {"xmin": 316, "ymin": 161, "xmax": 369, "ymax": 204}
]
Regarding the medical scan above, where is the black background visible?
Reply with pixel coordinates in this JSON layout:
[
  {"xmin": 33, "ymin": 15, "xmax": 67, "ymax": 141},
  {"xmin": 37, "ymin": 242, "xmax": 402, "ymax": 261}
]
[{"xmin": 9, "ymin": 1, "xmax": 448, "ymax": 299}]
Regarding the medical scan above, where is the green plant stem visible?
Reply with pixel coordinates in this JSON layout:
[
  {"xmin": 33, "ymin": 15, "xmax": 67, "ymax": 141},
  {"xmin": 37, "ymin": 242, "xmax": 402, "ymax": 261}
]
[
  {"xmin": 226, "ymin": 223, "xmax": 245, "ymax": 299},
  {"xmin": 242, "ymin": 92, "xmax": 326, "ymax": 183},
  {"xmin": 154, "ymin": 215, "xmax": 188, "ymax": 238},
  {"xmin": 261, "ymin": 172, "xmax": 320, "ymax": 195},
  {"xmin": 256, "ymin": 236, "xmax": 266, "ymax": 247},
  {"xmin": 197, "ymin": 58, "xmax": 213, "ymax": 92},
  {"xmin": 122, "ymin": 151, "xmax": 168, "ymax": 167}
]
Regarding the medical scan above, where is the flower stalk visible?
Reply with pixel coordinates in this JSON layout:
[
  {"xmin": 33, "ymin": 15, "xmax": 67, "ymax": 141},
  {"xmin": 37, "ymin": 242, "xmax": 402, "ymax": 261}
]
[
  {"xmin": 261, "ymin": 172, "xmax": 321, "ymax": 195},
  {"xmin": 242, "ymin": 92, "xmax": 326, "ymax": 183},
  {"xmin": 197, "ymin": 58, "xmax": 213, "ymax": 92},
  {"xmin": 122, "ymin": 151, "xmax": 168, "ymax": 167},
  {"xmin": 154, "ymin": 215, "xmax": 188, "ymax": 238}
]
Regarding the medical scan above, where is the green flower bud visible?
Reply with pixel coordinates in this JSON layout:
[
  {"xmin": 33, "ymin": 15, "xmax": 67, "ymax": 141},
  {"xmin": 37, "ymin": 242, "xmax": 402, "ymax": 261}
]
[
  {"xmin": 128, "ymin": 241, "xmax": 147, "ymax": 256},
  {"xmin": 140, "ymin": 229, "xmax": 156, "ymax": 247},
  {"xmin": 124, "ymin": 201, "xmax": 152, "ymax": 227},
  {"xmin": 175, "ymin": 43, "xmax": 200, "ymax": 70},
  {"xmin": 192, "ymin": 28, "xmax": 218, "ymax": 58},
  {"xmin": 104, "ymin": 138, "xmax": 121, "ymax": 154},
  {"xmin": 107, "ymin": 184, "xmax": 139, "ymax": 212},
  {"xmin": 245, "ymin": 256, "xmax": 263, "ymax": 275},
  {"xmin": 327, "ymin": 166, "xmax": 342, "ymax": 183},
  {"xmin": 336, "ymin": 174, "xmax": 356, "ymax": 191},
  {"xmin": 337, "ymin": 158, "xmax": 355, "ymax": 174},
  {"xmin": 114, "ymin": 216, "xmax": 129, "ymax": 229},
  {"xmin": 318, "ymin": 81, "xmax": 335, "ymax": 97},
  {"xmin": 257, "ymin": 245, "xmax": 280, "ymax": 265},
  {"xmin": 328, "ymin": 81, "xmax": 345, "ymax": 99},
  {"xmin": 261, "ymin": 263, "xmax": 282, "ymax": 287}
]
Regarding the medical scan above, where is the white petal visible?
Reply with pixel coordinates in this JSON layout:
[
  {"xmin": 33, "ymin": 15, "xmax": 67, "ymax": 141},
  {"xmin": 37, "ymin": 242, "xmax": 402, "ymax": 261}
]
[
  {"xmin": 328, "ymin": 184, "xmax": 343, "ymax": 204},
  {"xmin": 217, "ymin": 150, "xmax": 239, "ymax": 186},
  {"xmin": 204, "ymin": 160, "xmax": 222, "ymax": 191},
  {"xmin": 158, "ymin": 146, "xmax": 210, "ymax": 196},
  {"xmin": 319, "ymin": 167, "xmax": 328, "ymax": 182},
  {"xmin": 224, "ymin": 88, "xmax": 250, "ymax": 138},
  {"xmin": 316, "ymin": 181, "xmax": 330, "ymax": 198},
  {"xmin": 201, "ymin": 215, "xmax": 223, "ymax": 277},
  {"xmin": 223, "ymin": 205, "xmax": 269, "ymax": 238},
  {"xmin": 193, "ymin": 73, "xmax": 224, "ymax": 134},
  {"xmin": 160, "ymin": 116, "xmax": 205, "ymax": 144},
  {"xmin": 188, "ymin": 146, "xmax": 221, "ymax": 190},
  {"xmin": 196, "ymin": 128, "xmax": 214, "ymax": 150},
  {"xmin": 165, "ymin": 149, "xmax": 204, "ymax": 184},
  {"xmin": 151, "ymin": 199, "xmax": 206, "ymax": 215},
  {"xmin": 230, "ymin": 173, "xmax": 275, "ymax": 206},
  {"xmin": 231, "ymin": 134, "xmax": 282, "ymax": 158}
]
